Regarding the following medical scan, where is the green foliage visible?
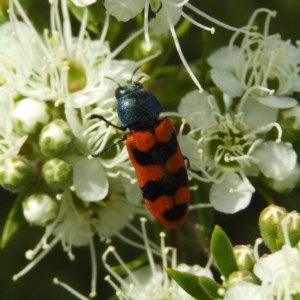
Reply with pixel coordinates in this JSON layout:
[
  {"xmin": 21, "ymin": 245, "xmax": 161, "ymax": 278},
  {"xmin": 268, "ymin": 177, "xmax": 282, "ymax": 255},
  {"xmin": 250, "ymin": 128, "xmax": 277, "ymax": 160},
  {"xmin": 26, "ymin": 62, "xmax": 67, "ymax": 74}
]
[
  {"xmin": 166, "ymin": 268, "xmax": 221, "ymax": 300},
  {"xmin": 211, "ymin": 225, "xmax": 239, "ymax": 278},
  {"xmin": 1, "ymin": 193, "xmax": 25, "ymax": 248}
]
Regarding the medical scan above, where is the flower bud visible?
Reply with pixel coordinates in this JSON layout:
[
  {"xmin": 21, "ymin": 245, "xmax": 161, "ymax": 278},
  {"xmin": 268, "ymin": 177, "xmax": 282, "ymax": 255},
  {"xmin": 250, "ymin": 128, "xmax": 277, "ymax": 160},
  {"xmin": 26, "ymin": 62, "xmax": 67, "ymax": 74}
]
[
  {"xmin": 23, "ymin": 193, "xmax": 57, "ymax": 226},
  {"xmin": 259, "ymin": 204, "xmax": 287, "ymax": 252},
  {"xmin": 0, "ymin": 156, "xmax": 34, "ymax": 192},
  {"xmin": 39, "ymin": 119, "xmax": 73, "ymax": 156},
  {"xmin": 227, "ymin": 270, "xmax": 257, "ymax": 288},
  {"xmin": 13, "ymin": 98, "xmax": 50, "ymax": 134},
  {"xmin": 42, "ymin": 158, "xmax": 72, "ymax": 188},
  {"xmin": 233, "ymin": 245, "xmax": 255, "ymax": 271},
  {"xmin": 278, "ymin": 211, "xmax": 300, "ymax": 247}
]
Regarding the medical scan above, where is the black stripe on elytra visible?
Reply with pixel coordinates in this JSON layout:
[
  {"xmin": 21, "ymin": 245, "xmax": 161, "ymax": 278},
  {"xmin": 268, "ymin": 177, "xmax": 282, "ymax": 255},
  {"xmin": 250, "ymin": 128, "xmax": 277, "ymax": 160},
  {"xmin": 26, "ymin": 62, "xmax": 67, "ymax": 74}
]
[
  {"xmin": 132, "ymin": 131, "xmax": 178, "ymax": 166},
  {"xmin": 141, "ymin": 167, "xmax": 188, "ymax": 202},
  {"xmin": 162, "ymin": 203, "xmax": 188, "ymax": 222}
]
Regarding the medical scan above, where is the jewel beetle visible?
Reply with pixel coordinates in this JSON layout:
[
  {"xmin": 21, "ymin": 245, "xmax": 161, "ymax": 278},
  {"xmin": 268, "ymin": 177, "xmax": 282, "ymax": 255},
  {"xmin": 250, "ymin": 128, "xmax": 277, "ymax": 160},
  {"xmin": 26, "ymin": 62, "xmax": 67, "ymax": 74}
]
[{"xmin": 88, "ymin": 76, "xmax": 190, "ymax": 228}]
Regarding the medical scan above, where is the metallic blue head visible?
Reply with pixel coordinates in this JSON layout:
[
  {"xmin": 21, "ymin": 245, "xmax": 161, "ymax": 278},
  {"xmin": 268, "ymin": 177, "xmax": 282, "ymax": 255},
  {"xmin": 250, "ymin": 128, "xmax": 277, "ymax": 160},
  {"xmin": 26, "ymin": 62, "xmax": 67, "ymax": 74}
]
[{"xmin": 115, "ymin": 82, "xmax": 163, "ymax": 130}]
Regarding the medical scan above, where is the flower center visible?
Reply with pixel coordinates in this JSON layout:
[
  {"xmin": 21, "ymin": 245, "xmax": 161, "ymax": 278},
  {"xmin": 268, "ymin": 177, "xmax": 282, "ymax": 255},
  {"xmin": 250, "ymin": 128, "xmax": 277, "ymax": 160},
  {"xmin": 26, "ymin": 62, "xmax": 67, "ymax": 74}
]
[
  {"xmin": 66, "ymin": 60, "xmax": 87, "ymax": 93},
  {"xmin": 204, "ymin": 113, "xmax": 254, "ymax": 170},
  {"xmin": 46, "ymin": 59, "xmax": 87, "ymax": 94}
]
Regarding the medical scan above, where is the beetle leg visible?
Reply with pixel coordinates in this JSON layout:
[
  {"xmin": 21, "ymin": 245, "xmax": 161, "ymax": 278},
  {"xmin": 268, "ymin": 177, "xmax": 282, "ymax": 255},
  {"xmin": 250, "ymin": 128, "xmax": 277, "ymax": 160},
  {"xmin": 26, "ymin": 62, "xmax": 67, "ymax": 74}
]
[
  {"xmin": 87, "ymin": 113, "xmax": 126, "ymax": 131},
  {"xmin": 90, "ymin": 135, "xmax": 127, "ymax": 157}
]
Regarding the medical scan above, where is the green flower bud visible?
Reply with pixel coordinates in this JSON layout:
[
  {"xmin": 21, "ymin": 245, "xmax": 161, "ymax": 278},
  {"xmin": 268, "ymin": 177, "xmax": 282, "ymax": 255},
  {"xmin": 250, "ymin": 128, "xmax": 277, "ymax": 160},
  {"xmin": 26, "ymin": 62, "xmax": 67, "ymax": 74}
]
[
  {"xmin": 233, "ymin": 245, "xmax": 255, "ymax": 271},
  {"xmin": 259, "ymin": 204, "xmax": 287, "ymax": 252},
  {"xmin": 227, "ymin": 270, "xmax": 257, "ymax": 288},
  {"xmin": 278, "ymin": 211, "xmax": 300, "ymax": 247},
  {"xmin": 39, "ymin": 119, "xmax": 73, "ymax": 156},
  {"xmin": 42, "ymin": 158, "xmax": 72, "ymax": 188},
  {"xmin": 13, "ymin": 98, "xmax": 50, "ymax": 134},
  {"xmin": 23, "ymin": 193, "xmax": 57, "ymax": 226},
  {"xmin": 0, "ymin": 156, "xmax": 34, "ymax": 192}
]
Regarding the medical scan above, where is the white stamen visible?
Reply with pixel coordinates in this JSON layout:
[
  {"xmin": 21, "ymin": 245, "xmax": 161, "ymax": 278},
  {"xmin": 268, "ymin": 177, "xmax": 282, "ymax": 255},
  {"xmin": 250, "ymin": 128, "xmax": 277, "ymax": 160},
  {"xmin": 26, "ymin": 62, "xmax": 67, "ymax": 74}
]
[
  {"xmin": 186, "ymin": 2, "xmax": 253, "ymax": 34},
  {"xmin": 165, "ymin": 7, "xmax": 203, "ymax": 92},
  {"xmin": 89, "ymin": 239, "xmax": 97, "ymax": 298},
  {"xmin": 13, "ymin": 235, "xmax": 61, "ymax": 281},
  {"xmin": 140, "ymin": 217, "xmax": 157, "ymax": 276},
  {"xmin": 102, "ymin": 246, "xmax": 138, "ymax": 290},
  {"xmin": 100, "ymin": 13, "xmax": 110, "ymax": 45},
  {"xmin": 53, "ymin": 277, "xmax": 90, "ymax": 300},
  {"xmin": 160, "ymin": 232, "xmax": 169, "ymax": 289},
  {"xmin": 181, "ymin": 10, "xmax": 215, "ymax": 34},
  {"xmin": 76, "ymin": 8, "xmax": 89, "ymax": 57},
  {"xmin": 143, "ymin": 0, "xmax": 151, "ymax": 51}
]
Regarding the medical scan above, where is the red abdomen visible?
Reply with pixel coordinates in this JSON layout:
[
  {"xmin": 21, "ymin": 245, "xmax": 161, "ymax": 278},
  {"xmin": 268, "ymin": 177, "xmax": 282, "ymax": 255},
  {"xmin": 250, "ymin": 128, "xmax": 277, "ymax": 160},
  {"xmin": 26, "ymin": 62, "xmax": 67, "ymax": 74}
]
[{"xmin": 126, "ymin": 117, "xmax": 190, "ymax": 228}]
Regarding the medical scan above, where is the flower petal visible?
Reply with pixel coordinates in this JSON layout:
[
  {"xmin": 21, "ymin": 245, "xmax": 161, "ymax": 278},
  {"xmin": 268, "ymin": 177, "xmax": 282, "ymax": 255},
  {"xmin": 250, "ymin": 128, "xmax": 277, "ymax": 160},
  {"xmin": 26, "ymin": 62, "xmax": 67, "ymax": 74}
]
[
  {"xmin": 256, "ymin": 96, "xmax": 297, "ymax": 109},
  {"xmin": 104, "ymin": 0, "xmax": 145, "ymax": 22},
  {"xmin": 224, "ymin": 283, "xmax": 268, "ymax": 300},
  {"xmin": 252, "ymin": 141, "xmax": 297, "ymax": 180},
  {"xmin": 178, "ymin": 90, "xmax": 215, "ymax": 128},
  {"xmin": 207, "ymin": 46, "xmax": 241, "ymax": 70},
  {"xmin": 292, "ymin": 75, "xmax": 300, "ymax": 92},
  {"xmin": 150, "ymin": 2, "xmax": 182, "ymax": 35},
  {"xmin": 210, "ymin": 173, "xmax": 254, "ymax": 213},
  {"xmin": 73, "ymin": 158, "xmax": 109, "ymax": 201},
  {"xmin": 210, "ymin": 69, "xmax": 244, "ymax": 97},
  {"xmin": 241, "ymin": 98, "xmax": 278, "ymax": 130},
  {"xmin": 270, "ymin": 164, "xmax": 300, "ymax": 193}
]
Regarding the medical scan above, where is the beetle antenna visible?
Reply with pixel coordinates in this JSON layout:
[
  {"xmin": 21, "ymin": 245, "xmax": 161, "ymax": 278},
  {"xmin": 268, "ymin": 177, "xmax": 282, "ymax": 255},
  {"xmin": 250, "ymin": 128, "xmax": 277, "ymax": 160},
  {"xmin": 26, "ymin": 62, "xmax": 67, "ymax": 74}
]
[
  {"xmin": 103, "ymin": 76, "xmax": 121, "ymax": 87},
  {"xmin": 130, "ymin": 66, "xmax": 141, "ymax": 82}
]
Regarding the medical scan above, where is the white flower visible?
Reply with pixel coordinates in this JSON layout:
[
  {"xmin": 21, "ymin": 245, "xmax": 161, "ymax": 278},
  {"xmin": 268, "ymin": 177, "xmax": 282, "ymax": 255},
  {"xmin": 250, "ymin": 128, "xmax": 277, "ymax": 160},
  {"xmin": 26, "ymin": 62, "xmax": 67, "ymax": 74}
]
[
  {"xmin": 103, "ymin": 218, "xmax": 214, "ymax": 300},
  {"xmin": 0, "ymin": 22, "xmax": 35, "ymax": 90},
  {"xmin": 14, "ymin": 176, "xmax": 141, "ymax": 297},
  {"xmin": 224, "ymin": 209, "xmax": 300, "ymax": 300},
  {"xmin": 178, "ymin": 90, "xmax": 295, "ymax": 213},
  {"xmin": 9, "ymin": 0, "xmax": 140, "ymax": 108},
  {"xmin": 208, "ymin": 9, "xmax": 300, "ymax": 110},
  {"xmin": 4, "ymin": 0, "xmax": 151, "ymax": 297},
  {"xmin": 224, "ymin": 283, "xmax": 269, "ymax": 300},
  {"xmin": 253, "ymin": 234, "xmax": 300, "ymax": 299},
  {"xmin": 103, "ymin": 0, "xmax": 252, "ymax": 92}
]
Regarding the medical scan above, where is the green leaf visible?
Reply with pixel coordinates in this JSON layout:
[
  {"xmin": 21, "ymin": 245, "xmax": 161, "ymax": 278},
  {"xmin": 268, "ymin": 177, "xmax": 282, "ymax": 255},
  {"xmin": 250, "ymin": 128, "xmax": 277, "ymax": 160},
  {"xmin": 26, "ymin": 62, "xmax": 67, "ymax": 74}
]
[
  {"xmin": 211, "ymin": 225, "xmax": 239, "ymax": 278},
  {"xmin": 198, "ymin": 276, "xmax": 222, "ymax": 299},
  {"xmin": 1, "ymin": 193, "xmax": 26, "ymax": 248},
  {"xmin": 166, "ymin": 268, "xmax": 218, "ymax": 300}
]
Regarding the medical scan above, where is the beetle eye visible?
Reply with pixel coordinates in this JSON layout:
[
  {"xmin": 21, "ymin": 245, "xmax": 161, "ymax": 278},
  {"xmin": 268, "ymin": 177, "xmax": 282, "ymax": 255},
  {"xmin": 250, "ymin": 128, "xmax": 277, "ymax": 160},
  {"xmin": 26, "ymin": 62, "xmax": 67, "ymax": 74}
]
[
  {"xmin": 115, "ymin": 86, "xmax": 124, "ymax": 98},
  {"xmin": 134, "ymin": 82, "xmax": 143, "ymax": 89}
]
